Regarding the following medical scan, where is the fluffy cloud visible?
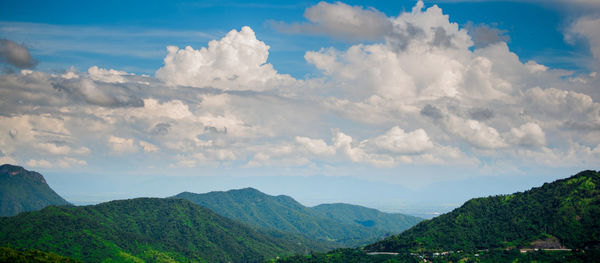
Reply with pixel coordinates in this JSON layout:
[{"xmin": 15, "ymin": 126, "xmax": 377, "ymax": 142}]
[
  {"xmin": 524, "ymin": 87, "xmax": 599, "ymax": 123},
  {"xmin": 443, "ymin": 114, "xmax": 507, "ymax": 149},
  {"xmin": 272, "ymin": 1, "xmax": 392, "ymax": 41},
  {"xmin": 156, "ymin": 26, "xmax": 295, "ymax": 91},
  {"xmin": 333, "ymin": 131, "xmax": 394, "ymax": 167},
  {"xmin": 305, "ymin": 2, "xmax": 476, "ymax": 102},
  {"xmin": 0, "ymin": 1, "xmax": 598, "ymax": 177},
  {"xmin": 87, "ymin": 66, "xmax": 134, "ymax": 83},
  {"xmin": 369, "ymin": 127, "xmax": 434, "ymax": 154},
  {"xmin": 295, "ymin": 136, "xmax": 336, "ymax": 156},
  {"xmin": 507, "ymin": 122, "xmax": 546, "ymax": 148},
  {"xmin": 0, "ymin": 39, "xmax": 37, "ymax": 69},
  {"xmin": 567, "ymin": 16, "xmax": 600, "ymax": 59}
]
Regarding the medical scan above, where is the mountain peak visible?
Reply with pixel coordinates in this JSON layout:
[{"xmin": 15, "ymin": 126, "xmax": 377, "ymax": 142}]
[
  {"xmin": 0, "ymin": 164, "xmax": 46, "ymax": 184},
  {"xmin": 0, "ymin": 164, "xmax": 69, "ymax": 216},
  {"xmin": 231, "ymin": 187, "xmax": 263, "ymax": 194}
]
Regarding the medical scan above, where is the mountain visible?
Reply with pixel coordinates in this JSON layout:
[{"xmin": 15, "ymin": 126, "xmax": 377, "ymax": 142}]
[
  {"xmin": 172, "ymin": 188, "xmax": 422, "ymax": 247},
  {"xmin": 311, "ymin": 203, "xmax": 421, "ymax": 233},
  {"xmin": 0, "ymin": 198, "xmax": 322, "ymax": 263},
  {"xmin": 0, "ymin": 164, "xmax": 70, "ymax": 217},
  {"xmin": 365, "ymin": 170, "xmax": 600, "ymax": 253},
  {"xmin": 0, "ymin": 247, "xmax": 81, "ymax": 263}
]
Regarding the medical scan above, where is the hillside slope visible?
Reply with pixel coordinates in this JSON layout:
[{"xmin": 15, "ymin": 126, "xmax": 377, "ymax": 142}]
[
  {"xmin": 311, "ymin": 203, "xmax": 421, "ymax": 234},
  {"xmin": 173, "ymin": 188, "xmax": 421, "ymax": 247},
  {"xmin": 0, "ymin": 247, "xmax": 81, "ymax": 263},
  {"xmin": 0, "ymin": 164, "xmax": 70, "ymax": 217},
  {"xmin": 365, "ymin": 170, "xmax": 600, "ymax": 253},
  {"xmin": 0, "ymin": 198, "xmax": 319, "ymax": 262}
]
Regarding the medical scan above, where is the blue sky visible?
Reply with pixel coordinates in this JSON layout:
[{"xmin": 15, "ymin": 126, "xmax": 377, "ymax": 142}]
[
  {"xmin": 1, "ymin": 0, "xmax": 592, "ymax": 75},
  {"xmin": 1, "ymin": 0, "xmax": 599, "ymax": 217}
]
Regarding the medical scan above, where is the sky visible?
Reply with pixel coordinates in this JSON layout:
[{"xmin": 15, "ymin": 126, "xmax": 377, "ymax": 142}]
[{"xmin": 1, "ymin": 0, "xmax": 599, "ymax": 218}]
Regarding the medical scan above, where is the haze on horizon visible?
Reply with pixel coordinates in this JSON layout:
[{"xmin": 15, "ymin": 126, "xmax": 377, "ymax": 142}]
[{"xmin": 0, "ymin": 0, "xmax": 599, "ymax": 217}]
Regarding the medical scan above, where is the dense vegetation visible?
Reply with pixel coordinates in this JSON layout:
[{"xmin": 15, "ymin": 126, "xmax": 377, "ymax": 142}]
[
  {"xmin": 0, "ymin": 246, "xmax": 81, "ymax": 263},
  {"xmin": 365, "ymin": 170, "xmax": 600, "ymax": 253},
  {"xmin": 0, "ymin": 198, "xmax": 322, "ymax": 262},
  {"xmin": 271, "ymin": 248, "xmax": 419, "ymax": 263},
  {"xmin": 311, "ymin": 203, "xmax": 421, "ymax": 233},
  {"xmin": 273, "ymin": 248, "xmax": 600, "ymax": 263},
  {"xmin": 0, "ymin": 164, "xmax": 70, "ymax": 216},
  {"xmin": 173, "ymin": 188, "xmax": 421, "ymax": 247}
]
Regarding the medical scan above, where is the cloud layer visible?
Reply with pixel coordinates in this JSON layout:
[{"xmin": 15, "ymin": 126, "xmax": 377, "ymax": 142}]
[{"xmin": 0, "ymin": 1, "xmax": 598, "ymax": 179}]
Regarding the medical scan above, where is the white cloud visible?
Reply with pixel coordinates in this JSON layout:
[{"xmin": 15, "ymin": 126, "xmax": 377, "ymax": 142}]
[
  {"xmin": 295, "ymin": 136, "xmax": 336, "ymax": 156},
  {"xmin": 87, "ymin": 66, "xmax": 133, "ymax": 83},
  {"xmin": 507, "ymin": 122, "xmax": 546, "ymax": 148},
  {"xmin": 156, "ymin": 26, "xmax": 295, "ymax": 91},
  {"xmin": 107, "ymin": 136, "xmax": 138, "ymax": 154},
  {"xmin": 36, "ymin": 142, "xmax": 72, "ymax": 155},
  {"xmin": 524, "ymin": 87, "xmax": 597, "ymax": 115},
  {"xmin": 333, "ymin": 131, "xmax": 395, "ymax": 167},
  {"xmin": 566, "ymin": 16, "xmax": 600, "ymax": 64},
  {"xmin": 273, "ymin": 1, "xmax": 392, "ymax": 41},
  {"xmin": 443, "ymin": 115, "xmax": 507, "ymax": 149},
  {"xmin": 0, "ymin": 0, "xmax": 598, "ymax": 178},
  {"xmin": 370, "ymin": 127, "xmax": 434, "ymax": 154}
]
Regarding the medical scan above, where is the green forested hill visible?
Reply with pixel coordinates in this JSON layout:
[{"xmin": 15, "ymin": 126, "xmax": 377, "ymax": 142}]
[
  {"xmin": 365, "ymin": 170, "xmax": 600, "ymax": 253},
  {"xmin": 172, "ymin": 188, "xmax": 421, "ymax": 247},
  {"xmin": 0, "ymin": 164, "xmax": 70, "ymax": 217},
  {"xmin": 311, "ymin": 203, "xmax": 421, "ymax": 234},
  {"xmin": 0, "ymin": 247, "xmax": 81, "ymax": 263},
  {"xmin": 0, "ymin": 198, "xmax": 321, "ymax": 263}
]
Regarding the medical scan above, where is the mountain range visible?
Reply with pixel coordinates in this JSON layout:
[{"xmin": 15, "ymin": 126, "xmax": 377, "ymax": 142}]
[
  {"xmin": 172, "ymin": 188, "xmax": 421, "ymax": 247},
  {"xmin": 1, "ymin": 164, "xmax": 599, "ymax": 262},
  {"xmin": 0, "ymin": 198, "xmax": 324, "ymax": 262},
  {"xmin": 276, "ymin": 170, "xmax": 600, "ymax": 262}
]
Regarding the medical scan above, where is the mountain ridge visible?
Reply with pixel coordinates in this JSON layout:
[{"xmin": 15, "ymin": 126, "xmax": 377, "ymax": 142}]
[
  {"xmin": 0, "ymin": 164, "xmax": 70, "ymax": 217},
  {"xmin": 365, "ymin": 170, "xmax": 600, "ymax": 253},
  {"xmin": 172, "ymin": 187, "xmax": 422, "ymax": 247},
  {"xmin": 0, "ymin": 197, "xmax": 324, "ymax": 262},
  {"xmin": 274, "ymin": 170, "xmax": 600, "ymax": 262}
]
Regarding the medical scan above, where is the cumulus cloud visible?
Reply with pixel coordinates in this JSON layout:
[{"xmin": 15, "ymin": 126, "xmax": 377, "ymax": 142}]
[
  {"xmin": 295, "ymin": 136, "xmax": 336, "ymax": 156},
  {"xmin": 369, "ymin": 127, "xmax": 434, "ymax": 154},
  {"xmin": 305, "ymin": 2, "xmax": 475, "ymax": 101},
  {"xmin": 0, "ymin": 1, "xmax": 599, "ymax": 176},
  {"xmin": 156, "ymin": 26, "xmax": 295, "ymax": 91},
  {"xmin": 333, "ymin": 131, "xmax": 394, "ymax": 167},
  {"xmin": 443, "ymin": 115, "xmax": 508, "ymax": 149},
  {"xmin": 0, "ymin": 39, "xmax": 37, "ymax": 69},
  {"xmin": 465, "ymin": 22, "xmax": 509, "ymax": 48},
  {"xmin": 524, "ymin": 87, "xmax": 599, "ymax": 122},
  {"xmin": 507, "ymin": 122, "xmax": 546, "ymax": 148},
  {"xmin": 272, "ymin": 1, "xmax": 392, "ymax": 41}
]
